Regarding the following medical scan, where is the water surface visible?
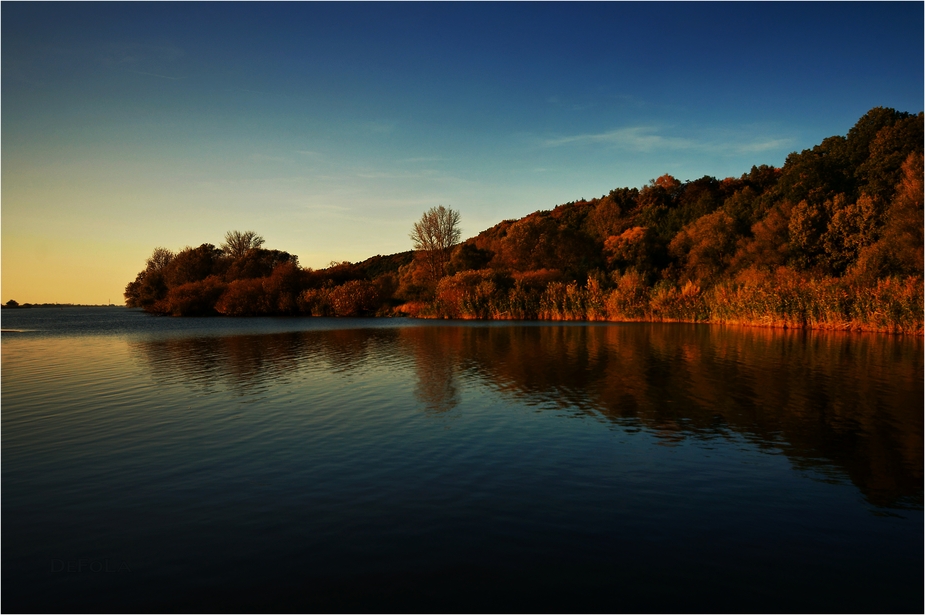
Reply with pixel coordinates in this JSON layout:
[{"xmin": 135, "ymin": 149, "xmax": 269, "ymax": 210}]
[{"xmin": 3, "ymin": 308, "xmax": 922, "ymax": 611}]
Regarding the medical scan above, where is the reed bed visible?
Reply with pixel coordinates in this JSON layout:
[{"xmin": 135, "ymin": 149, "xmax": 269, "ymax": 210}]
[{"xmin": 421, "ymin": 271, "xmax": 923, "ymax": 335}]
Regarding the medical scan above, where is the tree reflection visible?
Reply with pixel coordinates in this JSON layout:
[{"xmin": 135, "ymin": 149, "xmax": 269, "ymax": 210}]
[
  {"xmin": 131, "ymin": 323, "xmax": 922, "ymax": 508},
  {"xmin": 130, "ymin": 328, "xmax": 397, "ymax": 394},
  {"xmin": 398, "ymin": 327, "xmax": 461, "ymax": 414},
  {"xmin": 442, "ymin": 324, "xmax": 922, "ymax": 508}
]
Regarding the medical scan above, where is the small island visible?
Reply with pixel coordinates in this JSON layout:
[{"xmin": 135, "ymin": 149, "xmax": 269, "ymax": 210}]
[{"xmin": 124, "ymin": 107, "xmax": 923, "ymax": 335}]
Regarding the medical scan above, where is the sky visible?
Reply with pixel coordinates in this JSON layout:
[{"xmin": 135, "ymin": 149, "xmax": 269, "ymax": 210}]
[{"xmin": 2, "ymin": 2, "xmax": 922, "ymax": 304}]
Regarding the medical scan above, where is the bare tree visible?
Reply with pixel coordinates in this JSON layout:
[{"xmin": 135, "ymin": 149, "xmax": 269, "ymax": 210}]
[
  {"xmin": 410, "ymin": 206, "xmax": 461, "ymax": 281},
  {"xmin": 221, "ymin": 231, "xmax": 265, "ymax": 258}
]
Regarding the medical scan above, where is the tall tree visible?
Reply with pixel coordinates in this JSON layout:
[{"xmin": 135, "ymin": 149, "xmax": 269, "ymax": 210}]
[
  {"xmin": 221, "ymin": 230, "xmax": 265, "ymax": 258},
  {"xmin": 410, "ymin": 206, "xmax": 461, "ymax": 282}
]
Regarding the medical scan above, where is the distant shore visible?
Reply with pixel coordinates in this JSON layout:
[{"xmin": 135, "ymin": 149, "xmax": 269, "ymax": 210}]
[{"xmin": 2, "ymin": 303, "xmax": 124, "ymax": 309}]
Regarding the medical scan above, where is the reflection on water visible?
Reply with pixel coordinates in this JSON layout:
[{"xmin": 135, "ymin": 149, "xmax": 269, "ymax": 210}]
[
  {"xmin": 4, "ymin": 314, "xmax": 922, "ymax": 612},
  {"xmin": 130, "ymin": 323, "xmax": 922, "ymax": 508},
  {"xmin": 400, "ymin": 327, "xmax": 462, "ymax": 413}
]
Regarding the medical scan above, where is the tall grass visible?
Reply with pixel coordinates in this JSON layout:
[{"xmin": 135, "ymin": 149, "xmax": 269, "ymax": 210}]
[{"xmin": 418, "ymin": 269, "xmax": 923, "ymax": 335}]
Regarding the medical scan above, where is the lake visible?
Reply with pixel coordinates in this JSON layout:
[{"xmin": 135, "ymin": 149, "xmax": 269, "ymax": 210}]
[{"xmin": 2, "ymin": 308, "xmax": 922, "ymax": 612}]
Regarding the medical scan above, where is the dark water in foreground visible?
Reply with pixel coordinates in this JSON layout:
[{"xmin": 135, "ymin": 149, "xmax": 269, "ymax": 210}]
[{"xmin": 2, "ymin": 308, "xmax": 922, "ymax": 612}]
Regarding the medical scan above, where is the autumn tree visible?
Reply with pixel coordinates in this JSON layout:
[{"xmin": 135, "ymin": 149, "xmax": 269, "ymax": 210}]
[
  {"xmin": 669, "ymin": 210, "xmax": 739, "ymax": 284},
  {"xmin": 855, "ymin": 113, "xmax": 924, "ymax": 203},
  {"xmin": 585, "ymin": 187, "xmax": 638, "ymax": 240},
  {"xmin": 410, "ymin": 206, "xmax": 461, "ymax": 282},
  {"xmin": 498, "ymin": 215, "xmax": 560, "ymax": 271},
  {"xmin": 731, "ymin": 203, "xmax": 792, "ymax": 272},
  {"xmin": 603, "ymin": 226, "xmax": 659, "ymax": 278},
  {"xmin": 164, "ymin": 244, "xmax": 225, "ymax": 287},
  {"xmin": 843, "ymin": 106, "xmax": 908, "ymax": 168},
  {"xmin": 849, "ymin": 152, "xmax": 924, "ymax": 281}
]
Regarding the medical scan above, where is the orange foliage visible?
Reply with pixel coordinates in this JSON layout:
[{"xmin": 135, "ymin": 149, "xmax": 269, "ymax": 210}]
[
  {"xmin": 215, "ymin": 278, "xmax": 266, "ymax": 316},
  {"xmin": 160, "ymin": 275, "xmax": 228, "ymax": 316}
]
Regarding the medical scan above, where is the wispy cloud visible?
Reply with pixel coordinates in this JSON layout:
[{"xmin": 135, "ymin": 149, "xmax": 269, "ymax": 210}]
[
  {"xmin": 734, "ymin": 138, "xmax": 795, "ymax": 153},
  {"xmin": 354, "ymin": 169, "xmax": 455, "ymax": 181},
  {"xmin": 542, "ymin": 125, "xmax": 795, "ymax": 156},
  {"xmin": 350, "ymin": 165, "xmax": 476, "ymax": 186},
  {"xmin": 543, "ymin": 126, "xmax": 694, "ymax": 151}
]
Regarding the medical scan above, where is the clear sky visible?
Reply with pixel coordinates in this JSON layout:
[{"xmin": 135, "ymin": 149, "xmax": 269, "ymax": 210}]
[{"xmin": 2, "ymin": 2, "xmax": 922, "ymax": 304}]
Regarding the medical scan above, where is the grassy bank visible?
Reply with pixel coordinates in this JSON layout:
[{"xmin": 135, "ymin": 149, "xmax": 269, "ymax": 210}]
[{"xmin": 399, "ymin": 270, "xmax": 923, "ymax": 335}]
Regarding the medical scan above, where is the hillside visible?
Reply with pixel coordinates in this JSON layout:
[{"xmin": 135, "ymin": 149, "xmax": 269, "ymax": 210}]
[{"xmin": 125, "ymin": 107, "xmax": 924, "ymax": 334}]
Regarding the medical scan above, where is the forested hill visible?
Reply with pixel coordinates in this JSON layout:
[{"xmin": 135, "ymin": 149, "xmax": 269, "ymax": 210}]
[{"xmin": 126, "ymin": 107, "xmax": 924, "ymax": 334}]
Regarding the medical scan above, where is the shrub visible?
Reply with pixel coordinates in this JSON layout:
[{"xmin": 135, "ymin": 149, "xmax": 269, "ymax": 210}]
[
  {"xmin": 328, "ymin": 280, "xmax": 382, "ymax": 316},
  {"xmin": 215, "ymin": 278, "xmax": 266, "ymax": 316},
  {"xmin": 163, "ymin": 276, "xmax": 228, "ymax": 316},
  {"xmin": 298, "ymin": 288, "xmax": 333, "ymax": 316}
]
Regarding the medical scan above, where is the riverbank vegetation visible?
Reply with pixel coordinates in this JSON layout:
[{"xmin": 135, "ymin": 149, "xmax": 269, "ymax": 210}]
[{"xmin": 125, "ymin": 107, "xmax": 923, "ymax": 334}]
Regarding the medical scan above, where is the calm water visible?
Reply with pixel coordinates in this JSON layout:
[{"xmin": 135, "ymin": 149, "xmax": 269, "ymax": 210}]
[{"xmin": 2, "ymin": 308, "xmax": 922, "ymax": 612}]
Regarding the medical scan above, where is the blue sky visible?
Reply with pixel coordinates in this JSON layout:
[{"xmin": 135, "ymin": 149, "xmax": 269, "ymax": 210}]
[{"xmin": 2, "ymin": 2, "xmax": 922, "ymax": 303}]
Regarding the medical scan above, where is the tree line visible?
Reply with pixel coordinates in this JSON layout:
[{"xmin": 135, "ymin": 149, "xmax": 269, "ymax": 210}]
[{"xmin": 125, "ymin": 107, "xmax": 923, "ymax": 333}]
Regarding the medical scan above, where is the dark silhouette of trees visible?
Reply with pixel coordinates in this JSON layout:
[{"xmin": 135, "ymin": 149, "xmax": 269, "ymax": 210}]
[
  {"xmin": 224, "ymin": 249, "xmax": 298, "ymax": 281},
  {"xmin": 146, "ymin": 247, "xmax": 175, "ymax": 271},
  {"xmin": 165, "ymin": 244, "xmax": 225, "ymax": 288},
  {"xmin": 446, "ymin": 243, "xmax": 493, "ymax": 274},
  {"xmin": 124, "ymin": 246, "xmax": 175, "ymax": 309},
  {"xmin": 856, "ymin": 113, "xmax": 923, "ymax": 203},
  {"xmin": 844, "ymin": 106, "xmax": 910, "ymax": 169}
]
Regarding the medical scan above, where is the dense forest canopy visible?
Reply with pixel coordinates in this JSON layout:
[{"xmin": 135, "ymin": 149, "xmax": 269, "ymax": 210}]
[{"xmin": 125, "ymin": 107, "xmax": 924, "ymax": 334}]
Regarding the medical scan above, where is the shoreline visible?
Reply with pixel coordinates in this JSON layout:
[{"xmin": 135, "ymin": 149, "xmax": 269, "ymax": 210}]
[
  {"xmin": 398, "ymin": 313, "xmax": 923, "ymax": 336},
  {"xmin": 121, "ymin": 310, "xmax": 924, "ymax": 336}
]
